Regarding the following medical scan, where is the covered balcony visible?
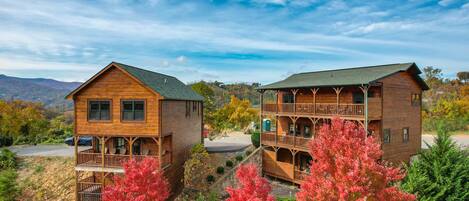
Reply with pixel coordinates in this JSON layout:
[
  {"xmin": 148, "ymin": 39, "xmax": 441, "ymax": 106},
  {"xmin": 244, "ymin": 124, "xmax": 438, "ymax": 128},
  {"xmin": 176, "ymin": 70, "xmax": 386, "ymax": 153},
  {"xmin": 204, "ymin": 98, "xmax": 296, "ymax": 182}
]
[
  {"xmin": 75, "ymin": 136, "xmax": 172, "ymax": 170},
  {"xmin": 262, "ymin": 147, "xmax": 311, "ymax": 184}
]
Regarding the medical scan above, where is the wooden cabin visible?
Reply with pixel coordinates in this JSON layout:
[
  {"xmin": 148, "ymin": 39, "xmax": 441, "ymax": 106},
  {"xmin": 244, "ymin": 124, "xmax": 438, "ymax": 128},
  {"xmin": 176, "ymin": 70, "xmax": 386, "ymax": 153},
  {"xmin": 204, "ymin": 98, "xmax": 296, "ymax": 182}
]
[
  {"xmin": 66, "ymin": 62, "xmax": 204, "ymax": 201},
  {"xmin": 257, "ymin": 63, "xmax": 429, "ymax": 185}
]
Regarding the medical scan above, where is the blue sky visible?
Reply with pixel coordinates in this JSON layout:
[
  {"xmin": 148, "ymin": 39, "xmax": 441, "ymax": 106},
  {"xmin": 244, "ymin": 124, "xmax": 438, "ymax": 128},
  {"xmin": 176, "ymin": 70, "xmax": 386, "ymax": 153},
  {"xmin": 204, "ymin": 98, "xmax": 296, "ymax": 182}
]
[{"xmin": 0, "ymin": 0, "xmax": 468, "ymax": 83}]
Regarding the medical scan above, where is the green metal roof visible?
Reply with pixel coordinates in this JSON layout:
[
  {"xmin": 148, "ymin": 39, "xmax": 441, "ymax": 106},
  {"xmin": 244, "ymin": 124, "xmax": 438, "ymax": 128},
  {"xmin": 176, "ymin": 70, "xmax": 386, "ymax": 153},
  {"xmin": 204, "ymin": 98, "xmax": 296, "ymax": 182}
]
[
  {"xmin": 113, "ymin": 62, "xmax": 204, "ymax": 101},
  {"xmin": 258, "ymin": 63, "xmax": 429, "ymax": 90}
]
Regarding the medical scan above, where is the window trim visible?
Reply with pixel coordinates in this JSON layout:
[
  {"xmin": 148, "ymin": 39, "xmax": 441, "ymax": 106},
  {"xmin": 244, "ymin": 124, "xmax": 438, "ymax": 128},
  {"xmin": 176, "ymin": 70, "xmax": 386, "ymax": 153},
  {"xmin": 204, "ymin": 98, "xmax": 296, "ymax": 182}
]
[
  {"xmin": 120, "ymin": 99, "xmax": 146, "ymax": 122},
  {"xmin": 402, "ymin": 127, "xmax": 410, "ymax": 143},
  {"xmin": 383, "ymin": 128, "xmax": 391, "ymax": 144},
  {"xmin": 87, "ymin": 99, "xmax": 112, "ymax": 122}
]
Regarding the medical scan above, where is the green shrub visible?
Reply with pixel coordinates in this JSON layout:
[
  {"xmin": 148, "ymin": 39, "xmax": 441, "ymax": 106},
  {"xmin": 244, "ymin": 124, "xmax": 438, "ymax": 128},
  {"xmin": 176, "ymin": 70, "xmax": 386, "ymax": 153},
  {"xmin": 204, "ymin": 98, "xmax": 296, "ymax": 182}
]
[
  {"xmin": 0, "ymin": 149, "xmax": 16, "ymax": 170},
  {"xmin": 251, "ymin": 131, "xmax": 260, "ymax": 147},
  {"xmin": 401, "ymin": 124, "xmax": 469, "ymax": 200},
  {"xmin": 206, "ymin": 175, "xmax": 215, "ymax": 183},
  {"xmin": 225, "ymin": 160, "xmax": 233, "ymax": 167},
  {"xmin": 245, "ymin": 150, "xmax": 252, "ymax": 156},
  {"xmin": 34, "ymin": 165, "xmax": 45, "ymax": 173},
  {"xmin": 0, "ymin": 136, "xmax": 13, "ymax": 147},
  {"xmin": 216, "ymin": 166, "xmax": 224, "ymax": 174},
  {"xmin": 0, "ymin": 169, "xmax": 20, "ymax": 201},
  {"xmin": 191, "ymin": 143, "xmax": 207, "ymax": 155},
  {"xmin": 235, "ymin": 155, "xmax": 243, "ymax": 162}
]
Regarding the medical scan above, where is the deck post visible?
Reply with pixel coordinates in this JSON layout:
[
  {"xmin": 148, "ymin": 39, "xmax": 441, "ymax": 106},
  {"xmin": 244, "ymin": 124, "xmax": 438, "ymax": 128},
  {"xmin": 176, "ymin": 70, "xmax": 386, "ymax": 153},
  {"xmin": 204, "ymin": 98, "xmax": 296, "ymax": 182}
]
[
  {"xmin": 333, "ymin": 87, "xmax": 343, "ymax": 114},
  {"xmin": 259, "ymin": 90, "xmax": 264, "ymax": 146},
  {"xmin": 291, "ymin": 117, "xmax": 297, "ymax": 147},
  {"xmin": 291, "ymin": 89, "xmax": 299, "ymax": 114},
  {"xmin": 310, "ymin": 88, "xmax": 319, "ymax": 115},
  {"xmin": 129, "ymin": 137, "xmax": 134, "ymax": 160},
  {"xmin": 275, "ymin": 116, "xmax": 278, "ymax": 144},
  {"xmin": 74, "ymin": 136, "xmax": 79, "ymax": 165},
  {"xmin": 360, "ymin": 85, "xmax": 370, "ymax": 133},
  {"xmin": 291, "ymin": 150, "xmax": 297, "ymax": 184},
  {"xmin": 275, "ymin": 90, "xmax": 279, "ymax": 114}
]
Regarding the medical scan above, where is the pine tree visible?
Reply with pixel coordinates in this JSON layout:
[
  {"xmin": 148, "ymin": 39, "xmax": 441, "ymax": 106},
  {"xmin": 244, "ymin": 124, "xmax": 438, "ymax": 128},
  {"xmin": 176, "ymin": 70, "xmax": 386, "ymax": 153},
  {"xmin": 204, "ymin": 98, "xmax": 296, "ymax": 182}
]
[{"xmin": 401, "ymin": 124, "xmax": 469, "ymax": 200}]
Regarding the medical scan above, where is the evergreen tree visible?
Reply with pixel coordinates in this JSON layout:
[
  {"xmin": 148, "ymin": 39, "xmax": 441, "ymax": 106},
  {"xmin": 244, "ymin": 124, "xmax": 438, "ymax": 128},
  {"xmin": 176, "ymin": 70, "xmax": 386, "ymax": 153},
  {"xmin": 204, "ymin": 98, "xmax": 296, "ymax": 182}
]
[{"xmin": 401, "ymin": 124, "xmax": 469, "ymax": 200}]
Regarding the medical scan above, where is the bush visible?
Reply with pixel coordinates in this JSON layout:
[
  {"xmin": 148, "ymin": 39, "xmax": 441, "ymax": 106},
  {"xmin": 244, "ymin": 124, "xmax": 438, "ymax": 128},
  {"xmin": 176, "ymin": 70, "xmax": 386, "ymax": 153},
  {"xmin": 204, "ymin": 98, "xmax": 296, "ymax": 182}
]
[
  {"xmin": 235, "ymin": 155, "xmax": 243, "ymax": 162},
  {"xmin": 191, "ymin": 143, "xmax": 207, "ymax": 154},
  {"xmin": 245, "ymin": 150, "xmax": 252, "ymax": 156},
  {"xmin": 0, "ymin": 136, "xmax": 13, "ymax": 147},
  {"xmin": 226, "ymin": 160, "xmax": 234, "ymax": 168},
  {"xmin": 216, "ymin": 166, "xmax": 225, "ymax": 174},
  {"xmin": 0, "ymin": 169, "xmax": 20, "ymax": 201},
  {"xmin": 251, "ymin": 131, "xmax": 260, "ymax": 148},
  {"xmin": 0, "ymin": 149, "xmax": 16, "ymax": 170},
  {"xmin": 206, "ymin": 175, "xmax": 215, "ymax": 183}
]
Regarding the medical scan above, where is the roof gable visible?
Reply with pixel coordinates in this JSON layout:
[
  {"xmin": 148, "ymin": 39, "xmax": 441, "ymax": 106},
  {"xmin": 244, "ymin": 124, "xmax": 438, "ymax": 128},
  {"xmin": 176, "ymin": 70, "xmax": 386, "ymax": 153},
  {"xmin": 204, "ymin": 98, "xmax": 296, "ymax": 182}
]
[
  {"xmin": 258, "ymin": 63, "xmax": 429, "ymax": 90},
  {"xmin": 66, "ymin": 62, "xmax": 204, "ymax": 101}
]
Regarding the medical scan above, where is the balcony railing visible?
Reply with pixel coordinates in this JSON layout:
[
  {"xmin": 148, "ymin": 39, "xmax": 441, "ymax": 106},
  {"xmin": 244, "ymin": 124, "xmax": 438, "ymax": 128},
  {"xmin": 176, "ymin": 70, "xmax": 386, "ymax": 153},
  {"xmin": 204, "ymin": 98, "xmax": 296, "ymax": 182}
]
[
  {"xmin": 263, "ymin": 103, "xmax": 365, "ymax": 117},
  {"xmin": 77, "ymin": 177, "xmax": 102, "ymax": 201},
  {"xmin": 261, "ymin": 132, "xmax": 311, "ymax": 150},
  {"xmin": 294, "ymin": 169, "xmax": 310, "ymax": 181},
  {"xmin": 77, "ymin": 149, "xmax": 167, "ymax": 168}
]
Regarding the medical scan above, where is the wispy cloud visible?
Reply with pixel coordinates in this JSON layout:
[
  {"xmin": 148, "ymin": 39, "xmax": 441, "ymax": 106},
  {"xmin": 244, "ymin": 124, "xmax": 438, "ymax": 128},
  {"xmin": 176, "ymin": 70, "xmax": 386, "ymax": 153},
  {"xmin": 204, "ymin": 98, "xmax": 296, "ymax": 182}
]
[{"xmin": 0, "ymin": 0, "xmax": 468, "ymax": 83}]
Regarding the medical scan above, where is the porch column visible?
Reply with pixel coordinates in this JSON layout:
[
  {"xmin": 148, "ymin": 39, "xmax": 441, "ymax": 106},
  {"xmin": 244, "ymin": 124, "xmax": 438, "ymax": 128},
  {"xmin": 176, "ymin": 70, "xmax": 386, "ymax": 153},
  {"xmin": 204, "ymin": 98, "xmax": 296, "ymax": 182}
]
[
  {"xmin": 275, "ymin": 116, "xmax": 278, "ymax": 144},
  {"xmin": 259, "ymin": 90, "xmax": 265, "ymax": 145},
  {"xmin": 291, "ymin": 89, "xmax": 299, "ymax": 114},
  {"xmin": 291, "ymin": 117, "xmax": 298, "ymax": 147},
  {"xmin": 309, "ymin": 117, "xmax": 318, "ymax": 138},
  {"xmin": 310, "ymin": 88, "xmax": 319, "ymax": 115},
  {"xmin": 360, "ymin": 85, "xmax": 370, "ymax": 133},
  {"xmin": 158, "ymin": 136, "xmax": 162, "ymax": 168},
  {"xmin": 292, "ymin": 150, "xmax": 298, "ymax": 184},
  {"xmin": 333, "ymin": 87, "xmax": 343, "ymax": 114},
  {"xmin": 275, "ymin": 90, "xmax": 279, "ymax": 114},
  {"xmin": 74, "ymin": 136, "xmax": 79, "ymax": 165},
  {"xmin": 129, "ymin": 137, "xmax": 134, "ymax": 160},
  {"xmin": 101, "ymin": 137, "xmax": 106, "ymax": 168}
]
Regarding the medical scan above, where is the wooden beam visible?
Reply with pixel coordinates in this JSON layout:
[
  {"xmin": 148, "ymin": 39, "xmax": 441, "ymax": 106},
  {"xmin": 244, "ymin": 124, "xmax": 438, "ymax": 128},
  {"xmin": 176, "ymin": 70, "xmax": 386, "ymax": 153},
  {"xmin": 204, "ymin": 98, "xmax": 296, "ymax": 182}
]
[
  {"xmin": 359, "ymin": 85, "xmax": 370, "ymax": 132},
  {"xmin": 310, "ymin": 88, "xmax": 319, "ymax": 114},
  {"xmin": 333, "ymin": 87, "xmax": 343, "ymax": 114}
]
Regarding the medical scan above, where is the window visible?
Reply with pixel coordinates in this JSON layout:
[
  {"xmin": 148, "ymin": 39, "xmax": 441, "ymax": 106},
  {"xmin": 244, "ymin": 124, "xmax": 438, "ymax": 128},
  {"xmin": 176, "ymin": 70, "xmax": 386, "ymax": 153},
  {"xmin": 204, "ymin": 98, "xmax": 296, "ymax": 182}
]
[
  {"xmin": 353, "ymin": 92, "xmax": 364, "ymax": 104},
  {"xmin": 411, "ymin": 93, "xmax": 421, "ymax": 106},
  {"xmin": 121, "ymin": 100, "xmax": 145, "ymax": 121},
  {"xmin": 383, "ymin": 128, "xmax": 391, "ymax": 144},
  {"xmin": 288, "ymin": 123, "xmax": 299, "ymax": 135},
  {"xmin": 403, "ymin": 127, "xmax": 409, "ymax": 143},
  {"xmin": 88, "ymin": 100, "xmax": 111, "ymax": 121},
  {"xmin": 283, "ymin": 93, "xmax": 294, "ymax": 103},
  {"xmin": 114, "ymin": 138, "xmax": 125, "ymax": 154},
  {"xmin": 304, "ymin": 125, "xmax": 312, "ymax": 138}
]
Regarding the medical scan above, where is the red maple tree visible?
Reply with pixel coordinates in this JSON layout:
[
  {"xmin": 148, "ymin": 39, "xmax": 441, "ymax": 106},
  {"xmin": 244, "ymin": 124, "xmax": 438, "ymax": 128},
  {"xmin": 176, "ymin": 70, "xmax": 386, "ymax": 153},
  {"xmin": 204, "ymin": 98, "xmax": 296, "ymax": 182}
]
[
  {"xmin": 226, "ymin": 163, "xmax": 275, "ymax": 201},
  {"xmin": 102, "ymin": 157, "xmax": 170, "ymax": 201},
  {"xmin": 296, "ymin": 117, "xmax": 415, "ymax": 201}
]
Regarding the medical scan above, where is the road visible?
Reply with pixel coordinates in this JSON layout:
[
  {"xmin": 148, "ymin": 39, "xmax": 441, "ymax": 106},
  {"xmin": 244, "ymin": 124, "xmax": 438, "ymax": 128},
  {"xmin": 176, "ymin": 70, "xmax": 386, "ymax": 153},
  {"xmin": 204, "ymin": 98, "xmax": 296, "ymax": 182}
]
[
  {"xmin": 422, "ymin": 134, "xmax": 469, "ymax": 149},
  {"xmin": 8, "ymin": 144, "xmax": 91, "ymax": 157},
  {"xmin": 6, "ymin": 134, "xmax": 467, "ymax": 157}
]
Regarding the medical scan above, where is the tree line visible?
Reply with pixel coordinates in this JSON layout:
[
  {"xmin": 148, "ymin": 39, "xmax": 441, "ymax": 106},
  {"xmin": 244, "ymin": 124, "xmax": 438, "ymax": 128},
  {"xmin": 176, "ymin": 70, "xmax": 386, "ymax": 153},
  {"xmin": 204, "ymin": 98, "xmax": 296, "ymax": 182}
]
[
  {"xmin": 422, "ymin": 67, "xmax": 468, "ymax": 132},
  {"xmin": 0, "ymin": 100, "xmax": 73, "ymax": 146}
]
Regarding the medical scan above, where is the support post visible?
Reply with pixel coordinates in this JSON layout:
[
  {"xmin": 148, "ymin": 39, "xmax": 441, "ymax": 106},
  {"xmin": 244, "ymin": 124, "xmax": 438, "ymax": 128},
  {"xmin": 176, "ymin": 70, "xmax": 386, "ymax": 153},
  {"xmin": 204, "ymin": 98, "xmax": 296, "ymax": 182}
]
[
  {"xmin": 333, "ymin": 87, "xmax": 343, "ymax": 114},
  {"xmin": 129, "ymin": 137, "xmax": 134, "ymax": 160},
  {"xmin": 275, "ymin": 115, "xmax": 278, "ymax": 144},
  {"xmin": 74, "ymin": 136, "xmax": 79, "ymax": 165},
  {"xmin": 291, "ymin": 150, "xmax": 298, "ymax": 184},
  {"xmin": 310, "ymin": 88, "xmax": 319, "ymax": 115},
  {"xmin": 291, "ymin": 89, "xmax": 299, "ymax": 114},
  {"xmin": 275, "ymin": 90, "xmax": 279, "ymax": 114},
  {"xmin": 360, "ymin": 85, "xmax": 370, "ymax": 133},
  {"xmin": 259, "ymin": 90, "xmax": 265, "ymax": 146}
]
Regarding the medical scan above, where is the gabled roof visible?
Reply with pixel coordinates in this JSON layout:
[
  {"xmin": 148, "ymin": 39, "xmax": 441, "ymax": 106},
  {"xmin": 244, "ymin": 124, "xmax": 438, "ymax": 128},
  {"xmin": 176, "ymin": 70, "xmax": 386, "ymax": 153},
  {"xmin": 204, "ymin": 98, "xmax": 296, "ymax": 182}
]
[
  {"xmin": 257, "ymin": 63, "xmax": 429, "ymax": 90},
  {"xmin": 66, "ymin": 62, "xmax": 204, "ymax": 101}
]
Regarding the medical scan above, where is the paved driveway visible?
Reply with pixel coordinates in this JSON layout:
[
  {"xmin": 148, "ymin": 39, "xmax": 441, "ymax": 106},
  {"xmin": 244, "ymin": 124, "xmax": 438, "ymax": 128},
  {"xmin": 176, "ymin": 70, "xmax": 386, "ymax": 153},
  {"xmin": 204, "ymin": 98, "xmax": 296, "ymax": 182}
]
[
  {"xmin": 204, "ymin": 132, "xmax": 252, "ymax": 153},
  {"xmin": 8, "ymin": 144, "xmax": 91, "ymax": 157},
  {"xmin": 422, "ymin": 134, "xmax": 469, "ymax": 149}
]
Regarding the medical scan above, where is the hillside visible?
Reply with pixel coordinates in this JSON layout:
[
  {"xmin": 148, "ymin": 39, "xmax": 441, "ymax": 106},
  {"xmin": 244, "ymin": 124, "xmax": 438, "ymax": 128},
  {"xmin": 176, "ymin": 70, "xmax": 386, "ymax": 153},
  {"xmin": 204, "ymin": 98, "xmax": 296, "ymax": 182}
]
[{"xmin": 0, "ymin": 74, "xmax": 81, "ymax": 109}]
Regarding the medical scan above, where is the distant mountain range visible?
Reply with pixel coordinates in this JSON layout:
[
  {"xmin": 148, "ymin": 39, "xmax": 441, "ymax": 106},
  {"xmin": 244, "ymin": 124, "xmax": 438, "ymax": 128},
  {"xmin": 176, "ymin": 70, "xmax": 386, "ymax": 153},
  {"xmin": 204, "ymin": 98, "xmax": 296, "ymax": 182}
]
[{"xmin": 0, "ymin": 74, "xmax": 82, "ymax": 109}]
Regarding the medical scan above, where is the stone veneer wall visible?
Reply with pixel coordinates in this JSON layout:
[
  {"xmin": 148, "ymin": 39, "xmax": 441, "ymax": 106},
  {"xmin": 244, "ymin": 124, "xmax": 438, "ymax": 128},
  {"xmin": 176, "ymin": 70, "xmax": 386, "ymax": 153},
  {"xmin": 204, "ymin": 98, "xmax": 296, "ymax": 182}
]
[{"xmin": 209, "ymin": 147, "xmax": 263, "ymax": 198}]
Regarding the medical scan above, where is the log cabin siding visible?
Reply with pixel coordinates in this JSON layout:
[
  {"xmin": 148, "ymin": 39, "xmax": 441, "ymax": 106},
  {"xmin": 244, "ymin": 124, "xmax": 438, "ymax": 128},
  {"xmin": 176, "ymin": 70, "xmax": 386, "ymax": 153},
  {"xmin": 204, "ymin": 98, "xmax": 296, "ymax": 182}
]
[
  {"xmin": 161, "ymin": 100, "xmax": 202, "ymax": 194},
  {"xmin": 74, "ymin": 66, "xmax": 161, "ymax": 136},
  {"xmin": 380, "ymin": 72, "xmax": 422, "ymax": 164}
]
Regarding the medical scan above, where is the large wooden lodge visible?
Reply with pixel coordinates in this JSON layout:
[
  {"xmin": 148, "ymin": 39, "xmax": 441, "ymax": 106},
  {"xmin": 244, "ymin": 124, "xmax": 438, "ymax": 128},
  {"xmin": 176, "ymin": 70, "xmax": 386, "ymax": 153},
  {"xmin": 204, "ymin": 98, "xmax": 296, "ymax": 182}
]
[
  {"xmin": 257, "ymin": 63, "xmax": 429, "ymax": 184},
  {"xmin": 66, "ymin": 62, "xmax": 204, "ymax": 201}
]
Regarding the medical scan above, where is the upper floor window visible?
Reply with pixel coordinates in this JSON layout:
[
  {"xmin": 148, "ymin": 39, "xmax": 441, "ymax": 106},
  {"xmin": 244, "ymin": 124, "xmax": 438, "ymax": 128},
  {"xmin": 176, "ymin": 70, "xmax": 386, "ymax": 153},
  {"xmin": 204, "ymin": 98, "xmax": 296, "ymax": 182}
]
[
  {"xmin": 88, "ymin": 100, "xmax": 111, "ymax": 121},
  {"xmin": 122, "ymin": 100, "xmax": 145, "ymax": 121},
  {"xmin": 288, "ymin": 123, "xmax": 300, "ymax": 135},
  {"xmin": 304, "ymin": 125, "xmax": 312, "ymax": 138},
  {"xmin": 411, "ymin": 93, "xmax": 421, "ymax": 106},
  {"xmin": 283, "ymin": 93, "xmax": 294, "ymax": 103},
  {"xmin": 383, "ymin": 128, "xmax": 391, "ymax": 144},
  {"xmin": 403, "ymin": 127, "xmax": 409, "ymax": 143}
]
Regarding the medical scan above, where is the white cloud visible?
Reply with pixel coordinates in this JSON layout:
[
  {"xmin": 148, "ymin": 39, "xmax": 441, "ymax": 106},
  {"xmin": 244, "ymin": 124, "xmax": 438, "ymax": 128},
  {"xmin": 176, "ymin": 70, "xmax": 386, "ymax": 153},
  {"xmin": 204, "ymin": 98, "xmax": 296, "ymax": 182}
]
[
  {"xmin": 176, "ymin": 56, "xmax": 187, "ymax": 63},
  {"xmin": 438, "ymin": 0, "xmax": 457, "ymax": 7}
]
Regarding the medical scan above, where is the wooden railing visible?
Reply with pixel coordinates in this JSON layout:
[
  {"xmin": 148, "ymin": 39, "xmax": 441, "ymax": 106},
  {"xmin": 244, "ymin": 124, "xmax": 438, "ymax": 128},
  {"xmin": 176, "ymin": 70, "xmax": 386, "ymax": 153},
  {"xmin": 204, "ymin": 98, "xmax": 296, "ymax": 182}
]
[
  {"xmin": 294, "ymin": 169, "xmax": 310, "ymax": 181},
  {"xmin": 263, "ymin": 103, "xmax": 365, "ymax": 117},
  {"xmin": 77, "ymin": 150, "xmax": 162, "ymax": 168},
  {"xmin": 77, "ymin": 177, "xmax": 102, "ymax": 201},
  {"xmin": 261, "ymin": 132, "xmax": 311, "ymax": 150}
]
